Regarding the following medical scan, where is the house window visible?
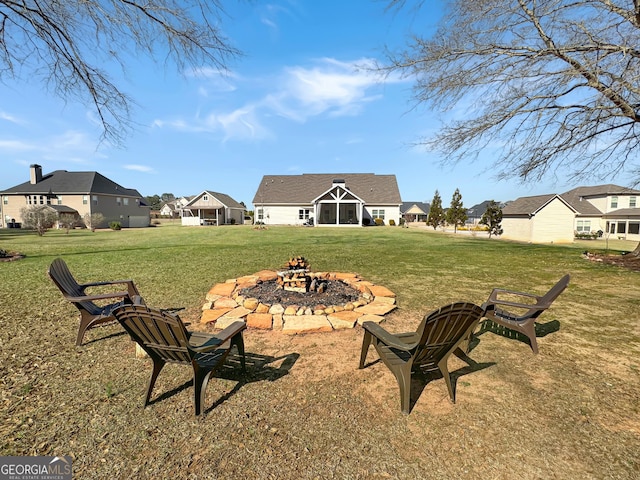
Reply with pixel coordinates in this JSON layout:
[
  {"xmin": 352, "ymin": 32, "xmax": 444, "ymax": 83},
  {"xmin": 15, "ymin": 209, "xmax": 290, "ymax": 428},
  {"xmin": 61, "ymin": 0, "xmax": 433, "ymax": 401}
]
[
  {"xmin": 123, "ymin": 198, "xmax": 129, "ymax": 206},
  {"xmin": 630, "ymin": 196, "xmax": 637, "ymax": 208},
  {"xmin": 576, "ymin": 220, "xmax": 591, "ymax": 233},
  {"xmin": 629, "ymin": 223, "xmax": 640, "ymax": 235},
  {"xmin": 617, "ymin": 222, "xmax": 626, "ymax": 234},
  {"xmin": 372, "ymin": 209, "xmax": 385, "ymax": 219},
  {"xmin": 298, "ymin": 209, "xmax": 311, "ymax": 220},
  {"xmin": 56, "ymin": 195, "xmax": 63, "ymax": 205},
  {"xmin": 256, "ymin": 208, "xmax": 264, "ymax": 221},
  {"xmin": 39, "ymin": 195, "xmax": 45, "ymax": 205},
  {"xmin": 116, "ymin": 197, "xmax": 121, "ymax": 206},
  {"xmin": 611, "ymin": 196, "xmax": 618, "ymax": 208},
  {"xmin": 203, "ymin": 195, "xmax": 209, "ymax": 202},
  {"xmin": 83, "ymin": 195, "xmax": 88, "ymax": 205},
  {"xmin": 92, "ymin": 195, "xmax": 98, "ymax": 205},
  {"xmin": 2, "ymin": 196, "xmax": 7, "ymax": 205}
]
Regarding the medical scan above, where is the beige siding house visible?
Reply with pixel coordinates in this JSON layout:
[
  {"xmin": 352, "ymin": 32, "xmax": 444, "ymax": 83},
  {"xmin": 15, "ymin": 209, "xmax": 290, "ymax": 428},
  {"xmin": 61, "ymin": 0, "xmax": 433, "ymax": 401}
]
[
  {"xmin": 252, "ymin": 174, "xmax": 402, "ymax": 227},
  {"xmin": 502, "ymin": 195, "xmax": 577, "ymax": 243},
  {"xmin": 181, "ymin": 191, "xmax": 245, "ymax": 226},
  {"xmin": 502, "ymin": 184, "xmax": 640, "ymax": 243},
  {"xmin": 0, "ymin": 164, "xmax": 150, "ymax": 229}
]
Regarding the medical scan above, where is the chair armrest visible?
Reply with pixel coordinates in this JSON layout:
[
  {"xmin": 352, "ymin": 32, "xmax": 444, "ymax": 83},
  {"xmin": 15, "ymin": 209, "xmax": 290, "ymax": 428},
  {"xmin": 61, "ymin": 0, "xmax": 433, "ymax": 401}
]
[
  {"xmin": 487, "ymin": 288, "xmax": 541, "ymax": 302},
  {"xmin": 190, "ymin": 321, "xmax": 246, "ymax": 353},
  {"xmin": 362, "ymin": 322, "xmax": 416, "ymax": 351},
  {"xmin": 79, "ymin": 279, "xmax": 136, "ymax": 288},
  {"xmin": 64, "ymin": 291, "xmax": 131, "ymax": 302}
]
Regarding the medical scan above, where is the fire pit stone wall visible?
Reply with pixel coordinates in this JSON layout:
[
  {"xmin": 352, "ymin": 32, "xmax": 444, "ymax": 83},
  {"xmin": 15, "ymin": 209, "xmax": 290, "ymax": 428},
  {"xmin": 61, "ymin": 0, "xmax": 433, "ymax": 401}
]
[{"xmin": 201, "ymin": 270, "xmax": 397, "ymax": 334}]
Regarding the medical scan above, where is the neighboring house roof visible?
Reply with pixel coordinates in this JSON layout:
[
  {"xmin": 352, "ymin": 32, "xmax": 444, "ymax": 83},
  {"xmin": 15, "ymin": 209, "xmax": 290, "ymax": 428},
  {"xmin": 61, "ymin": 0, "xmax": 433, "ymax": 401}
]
[
  {"xmin": 161, "ymin": 203, "xmax": 177, "ymax": 212},
  {"xmin": 0, "ymin": 169, "xmax": 143, "ymax": 198},
  {"xmin": 602, "ymin": 208, "xmax": 640, "ymax": 218},
  {"xmin": 502, "ymin": 194, "xmax": 577, "ymax": 216},
  {"xmin": 47, "ymin": 205, "xmax": 78, "ymax": 214},
  {"xmin": 185, "ymin": 191, "xmax": 245, "ymax": 209},
  {"xmin": 401, "ymin": 202, "xmax": 430, "ymax": 215},
  {"xmin": 252, "ymin": 174, "xmax": 402, "ymax": 205},
  {"xmin": 467, "ymin": 200, "xmax": 499, "ymax": 216},
  {"xmin": 558, "ymin": 185, "xmax": 640, "ymax": 215}
]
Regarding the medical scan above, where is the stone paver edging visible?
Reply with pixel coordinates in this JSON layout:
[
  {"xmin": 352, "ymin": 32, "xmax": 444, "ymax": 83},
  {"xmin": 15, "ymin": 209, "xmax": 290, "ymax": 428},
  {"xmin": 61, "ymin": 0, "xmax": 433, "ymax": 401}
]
[{"xmin": 201, "ymin": 270, "xmax": 396, "ymax": 334}]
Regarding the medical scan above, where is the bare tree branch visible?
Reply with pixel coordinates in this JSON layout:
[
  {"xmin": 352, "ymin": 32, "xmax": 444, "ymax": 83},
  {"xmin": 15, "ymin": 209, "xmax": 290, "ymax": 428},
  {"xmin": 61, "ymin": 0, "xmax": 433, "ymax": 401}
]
[
  {"xmin": 383, "ymin": 0, "xmax": 640, "ymax": 184},
  {"xmin": 0, "ymin": 0, "xmax": 241, "ymax": 145}
]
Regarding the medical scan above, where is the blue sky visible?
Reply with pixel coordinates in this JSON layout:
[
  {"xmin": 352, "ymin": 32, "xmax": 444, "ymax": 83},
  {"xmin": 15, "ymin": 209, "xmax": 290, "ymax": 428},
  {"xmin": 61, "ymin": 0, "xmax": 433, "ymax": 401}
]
[{"xmin": 1, "ymin": 0, "xmax": 581, "ymax": 208}]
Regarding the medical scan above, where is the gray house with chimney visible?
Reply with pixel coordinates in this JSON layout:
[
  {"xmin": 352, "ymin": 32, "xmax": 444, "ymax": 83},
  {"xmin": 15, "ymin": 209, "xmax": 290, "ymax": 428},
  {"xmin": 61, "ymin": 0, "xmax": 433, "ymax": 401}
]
[
  {"xmin": 0, "ymin": 164, "xmax": 150, "ymax": 229},
  {"xmin": 252, "ymin": 174, "xmax": 402, "ymax": 226}
]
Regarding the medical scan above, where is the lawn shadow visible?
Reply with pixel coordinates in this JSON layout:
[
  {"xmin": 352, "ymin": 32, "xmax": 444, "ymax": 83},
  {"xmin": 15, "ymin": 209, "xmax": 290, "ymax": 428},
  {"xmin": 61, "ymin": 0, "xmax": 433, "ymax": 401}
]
[
  {"xmin": 408, "ymin": 348, "xmax": 495, "ymax": 413},
  {"xmin": 472, "ymin": 319, "xmax": 561, "ymax": 350},
  {"xmin": 145, "ymin": 351, "xmax": 300, "ymax": 413}
]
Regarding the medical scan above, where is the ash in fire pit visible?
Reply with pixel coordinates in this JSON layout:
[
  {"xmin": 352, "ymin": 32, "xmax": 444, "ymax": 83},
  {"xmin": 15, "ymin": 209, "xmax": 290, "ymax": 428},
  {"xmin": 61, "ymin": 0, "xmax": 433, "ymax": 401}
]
[{"xmin": 239, "ymin": 278, "xmax": 360, "ymax": 309}]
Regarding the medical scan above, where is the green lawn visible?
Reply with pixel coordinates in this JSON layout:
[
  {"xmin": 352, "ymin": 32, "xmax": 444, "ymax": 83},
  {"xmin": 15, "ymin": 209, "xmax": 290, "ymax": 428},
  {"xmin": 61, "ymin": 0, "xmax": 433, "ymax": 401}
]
[{"xmin": 1, "ymin": 224, "xmax": 639, "ymax": 478}]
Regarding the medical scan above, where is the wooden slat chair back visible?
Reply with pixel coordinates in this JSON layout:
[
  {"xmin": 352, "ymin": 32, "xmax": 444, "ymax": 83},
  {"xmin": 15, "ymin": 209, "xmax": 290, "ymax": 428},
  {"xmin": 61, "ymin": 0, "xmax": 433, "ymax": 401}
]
[
  {"xmin": 359, "ymin": 302, "xmax": 484, "ymax": 414},
  {"xmin": 48, "ymin": 258, "xmax": 143, "ymax": 346},
  {"xmin": 481, "ymin": 274, "xmax": 570, "ymax": 354},
  {"xmin": 112, "ymin": 304, "xmax": 247, "ymax": 416}
]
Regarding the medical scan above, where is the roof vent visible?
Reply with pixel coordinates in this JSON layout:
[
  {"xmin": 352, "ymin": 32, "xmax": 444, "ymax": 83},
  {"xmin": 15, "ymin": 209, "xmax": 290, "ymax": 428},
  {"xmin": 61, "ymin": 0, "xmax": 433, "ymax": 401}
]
[{"xmin": 333, "ymin": 178, "xmax": 345, "ymax": 185}]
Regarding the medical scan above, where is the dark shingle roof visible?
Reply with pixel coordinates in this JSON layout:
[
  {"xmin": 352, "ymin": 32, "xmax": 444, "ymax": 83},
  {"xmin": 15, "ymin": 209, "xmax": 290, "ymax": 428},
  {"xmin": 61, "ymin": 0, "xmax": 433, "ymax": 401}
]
[
  {"xmin": 252, "ymin": 174, "xmax": 402, "ymax": 205},
  {"xmin": 560, "ymin": 184, "xmax": 640, "ymax": 215},
  {"xmin": 501, "ymin": 194, "xmax": 559, "ymax": 216},
  {"xmin": 401, "ymin": 202, "xmax": 430, "ymax": 214},
  {"xmin": 0, "ymin": 170, "xmax": 142, "ymax": 197},
  {"xmin": 205, "ymin": 191, "xmax": 245, "ymax": 209}
]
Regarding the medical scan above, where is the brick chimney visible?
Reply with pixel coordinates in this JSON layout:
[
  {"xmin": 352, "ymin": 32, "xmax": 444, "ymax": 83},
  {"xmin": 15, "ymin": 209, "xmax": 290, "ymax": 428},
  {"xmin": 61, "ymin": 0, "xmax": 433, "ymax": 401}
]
[{"xmin": 30, "ymin": 164, "xmax": 42, "ymax": 184}]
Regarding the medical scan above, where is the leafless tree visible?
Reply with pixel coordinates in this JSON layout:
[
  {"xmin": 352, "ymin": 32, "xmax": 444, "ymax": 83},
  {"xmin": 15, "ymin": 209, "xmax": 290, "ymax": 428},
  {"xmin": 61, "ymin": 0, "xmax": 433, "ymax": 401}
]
[
  {"xmin": 20, "ymin": 205, "xmax": 57, "ymax": 235},
  {"xmin": 383, "ymin": 0, "xmax": 640, "ymax": 184},
  {"xmin": 83, "ymin": 212, "xmax": 105, "ymax": 231},
  {"xmin": 0, "ymin": 0, "xmax": 240, "ymax": 144}
]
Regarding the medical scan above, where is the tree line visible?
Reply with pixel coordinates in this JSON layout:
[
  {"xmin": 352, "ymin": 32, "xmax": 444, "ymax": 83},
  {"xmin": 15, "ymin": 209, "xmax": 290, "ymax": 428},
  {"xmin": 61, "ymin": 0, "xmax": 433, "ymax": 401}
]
[{"xmin": 426, "ymin": 188, "xmax": 503, "ymax": 238}]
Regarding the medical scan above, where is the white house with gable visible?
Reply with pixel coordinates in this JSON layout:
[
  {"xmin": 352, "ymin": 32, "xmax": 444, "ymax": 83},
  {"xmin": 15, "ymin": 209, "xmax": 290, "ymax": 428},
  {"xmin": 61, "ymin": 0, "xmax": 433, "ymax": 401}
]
[
  {"xmin": 181, "ymin": 191, "xmax": 245, "ymax": 226},
  {"xmin": 252, "ymin": 173, "xmax": 402, "ymax": 226}
]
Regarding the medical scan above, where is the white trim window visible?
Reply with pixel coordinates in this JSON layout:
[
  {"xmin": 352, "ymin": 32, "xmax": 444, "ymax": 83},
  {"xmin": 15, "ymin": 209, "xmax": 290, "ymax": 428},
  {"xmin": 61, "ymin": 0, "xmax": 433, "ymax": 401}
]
[
  {"xmin": 298, "ymin": 209, "xmax": 311, "ymax": 220},
  {"xmin": 372, "ymin": 209, "xmax": 385, "ymax": 220},
  {"xmin": 576, "ymin": 220, "xmax": 591, "ymax": 233},
  {"xmin": 611, "ymin": 196, "xmax": 618, "ymax": 208},
  {"xmin": 630, "ymin": 196, "xmax": 637, "ymax": 208}
]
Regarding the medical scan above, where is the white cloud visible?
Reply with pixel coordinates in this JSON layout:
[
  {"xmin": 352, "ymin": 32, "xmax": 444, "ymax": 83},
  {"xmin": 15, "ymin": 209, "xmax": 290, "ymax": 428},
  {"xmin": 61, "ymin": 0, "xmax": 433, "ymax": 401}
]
[
  {"xmin": 0, "ymin": 111, "xmax": 25, "ymax": 124},
  {"xmin": 124, "ymin": 164, "xmax": 155, "ymax": 173},
  {"xmin": 0, "ymin": 139, "xmax": 37, "ymax": 152},
  {"xmin": 152, "ymin": 57, "xmax": 405, "ymax": 141}
]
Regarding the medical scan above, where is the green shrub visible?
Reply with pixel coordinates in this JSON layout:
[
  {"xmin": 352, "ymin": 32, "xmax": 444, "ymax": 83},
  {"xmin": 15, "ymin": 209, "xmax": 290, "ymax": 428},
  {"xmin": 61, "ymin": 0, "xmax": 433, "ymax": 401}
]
[
  {"xmin": 362, "ymin": 218, "xmax": 371, "ymax": 226},
  {"xmin": 374, "ymin": 218, "xmax": 384, "ymax": 226},
  {"xmin": 109, "ymin": 221, "xmax": 122, "ymax": 230}
]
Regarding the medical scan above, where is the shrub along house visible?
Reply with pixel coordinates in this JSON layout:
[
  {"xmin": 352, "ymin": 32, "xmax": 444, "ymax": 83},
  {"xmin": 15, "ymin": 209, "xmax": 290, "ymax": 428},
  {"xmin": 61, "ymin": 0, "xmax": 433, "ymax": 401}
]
[
  {"xmin": 252, "ymin": 173, "xmax": 402, "ymax": 226},
  {"xmin": 0, "ymin": 164, "xmax": 150, "ymax": 229}
]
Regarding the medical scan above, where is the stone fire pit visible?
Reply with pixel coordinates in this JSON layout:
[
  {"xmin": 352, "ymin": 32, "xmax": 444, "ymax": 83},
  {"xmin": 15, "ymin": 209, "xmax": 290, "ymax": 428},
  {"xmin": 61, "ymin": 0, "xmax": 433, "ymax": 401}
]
[{"xmin": 201, "ymin": 269, "xmax": 397, "ymax": 334}]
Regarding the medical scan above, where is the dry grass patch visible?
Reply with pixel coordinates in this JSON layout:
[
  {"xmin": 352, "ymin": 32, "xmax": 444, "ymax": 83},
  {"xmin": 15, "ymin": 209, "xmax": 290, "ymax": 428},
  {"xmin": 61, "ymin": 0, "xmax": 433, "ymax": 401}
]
[{"xmin": 1, "ymin": 225, "xmax": 639, "ymax": 478}]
